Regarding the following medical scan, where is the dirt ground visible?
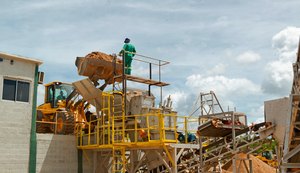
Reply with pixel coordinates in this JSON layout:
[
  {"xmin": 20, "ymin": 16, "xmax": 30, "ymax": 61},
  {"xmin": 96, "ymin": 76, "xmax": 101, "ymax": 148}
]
[{"xmin": 223, "ymin": 153, "xmax": 276, "ymax": 173}]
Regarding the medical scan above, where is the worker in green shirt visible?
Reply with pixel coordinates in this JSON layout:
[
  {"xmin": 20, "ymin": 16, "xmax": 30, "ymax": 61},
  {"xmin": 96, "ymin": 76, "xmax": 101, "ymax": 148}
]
[{"xmin": 119, "ymin": 38, "xmax": 136, "ymax": 75}]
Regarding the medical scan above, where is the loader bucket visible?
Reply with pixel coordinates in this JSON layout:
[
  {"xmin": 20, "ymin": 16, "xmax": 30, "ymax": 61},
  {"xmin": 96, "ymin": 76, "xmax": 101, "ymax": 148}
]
[{"xmin": 75, "ymin": 52, "xmax": 123, "ymax": 84}]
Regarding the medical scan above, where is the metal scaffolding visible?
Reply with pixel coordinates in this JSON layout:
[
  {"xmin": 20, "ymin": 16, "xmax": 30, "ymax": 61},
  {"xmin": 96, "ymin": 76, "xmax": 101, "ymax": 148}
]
[
  {"xmin": 75, "ymin": 53, "xmax": 201, "ymax": 173},
  {"xmin": 281, "ymin": 39, "xmax": 300, "ymax": 172}
]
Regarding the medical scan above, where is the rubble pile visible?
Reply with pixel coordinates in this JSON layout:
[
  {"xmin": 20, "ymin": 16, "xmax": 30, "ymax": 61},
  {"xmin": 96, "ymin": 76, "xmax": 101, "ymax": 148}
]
[{"xmin": 223, "ymin": 153, "xmax": 276, "ymax": 173}]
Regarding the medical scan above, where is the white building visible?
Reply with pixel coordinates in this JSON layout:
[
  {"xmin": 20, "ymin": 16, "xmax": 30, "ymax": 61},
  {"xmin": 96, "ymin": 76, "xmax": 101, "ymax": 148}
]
[{"xmin": 0, "ymin": 52, "xmax": 42, "ymax": 172}]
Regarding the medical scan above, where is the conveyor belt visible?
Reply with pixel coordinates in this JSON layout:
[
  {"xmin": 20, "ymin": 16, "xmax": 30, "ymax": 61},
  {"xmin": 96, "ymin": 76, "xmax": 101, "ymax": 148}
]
[{"xmin": 197, "ymin": 119, "xmax": 247, "ymax": 137}]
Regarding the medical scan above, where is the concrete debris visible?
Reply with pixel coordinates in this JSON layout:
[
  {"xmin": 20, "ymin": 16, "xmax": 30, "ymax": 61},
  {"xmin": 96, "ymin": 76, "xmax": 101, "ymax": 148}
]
[{"xmin": 223, "ymin": 153, "xmax": 276, "ymax": 173}]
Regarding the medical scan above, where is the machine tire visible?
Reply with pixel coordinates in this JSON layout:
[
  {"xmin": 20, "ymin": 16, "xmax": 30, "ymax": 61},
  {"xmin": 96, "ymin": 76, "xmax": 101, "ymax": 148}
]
[
  {"xmin": 65, "ymin": 112, "xmax": 75, "ymax": 135},
  {"xmin": 36, "ymin": 110, "xmax": 50, "ymax": 133},
  {"xmin": 52, "ymin": 111, "xmax": 75, "ymax": 135}
]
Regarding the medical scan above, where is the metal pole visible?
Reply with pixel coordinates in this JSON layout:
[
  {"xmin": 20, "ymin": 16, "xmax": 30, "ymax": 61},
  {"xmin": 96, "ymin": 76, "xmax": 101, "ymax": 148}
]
[
  {"xmin": 159, "ymin": 60, "xmax": 162, "ymax": 107},
  {"xmin": 55, "ymin": 112, "xmax": 57, "ymax": 134},
  {"xmin": 248, "ymin": 154, "xmax": 253, "ymax": 173},
  {"xmin": 212, "ymin": 92, "xmax": 214, "ymax": 114},
  {"xmin": 199, "ymin": 137, "xmax": 204, "ymax": 172},
  {"xmin": 233, "ymin": 157, "xmax": 236, "ymax": 173},
  {"xmin": 232, "ymin": 112, "xmax": 236, "ymax": 173},
  {"xmin": 122, "ymin": 53, "xmax": 127, "ymax": 116},
  {"xmin": 148, "ymin": 63, "xmax": 152, "ymax": 96},
  {"xmin": 200, "ymin": 93, "xmax": 203, "ymax": 125},
  {"xmin": 113, "ymin": 55, "xmax": 116, "ymax": 92}
]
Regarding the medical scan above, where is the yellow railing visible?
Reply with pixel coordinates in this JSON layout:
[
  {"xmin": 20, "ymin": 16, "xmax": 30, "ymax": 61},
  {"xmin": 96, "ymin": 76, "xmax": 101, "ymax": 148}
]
[{"xmin": 76, "ymin": 113, "xmax": 199, "ymax": 148}]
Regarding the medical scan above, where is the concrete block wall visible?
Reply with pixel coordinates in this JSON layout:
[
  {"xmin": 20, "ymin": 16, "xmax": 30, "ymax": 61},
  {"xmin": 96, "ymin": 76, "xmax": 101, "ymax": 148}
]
[
  {"xmin": 0, "ymin": 56, "xmax": 35, "ymax": 172},
  {"xmin": 36, "ymin": 134, "xmax": 78, "ymax": 173},
  {"xmin": 265, "ymin": 97, "xmax": 289, "ymax": 146},
  {"xmin": 0, "ymin": 103, "xmax": 32, "ymax": 172}
]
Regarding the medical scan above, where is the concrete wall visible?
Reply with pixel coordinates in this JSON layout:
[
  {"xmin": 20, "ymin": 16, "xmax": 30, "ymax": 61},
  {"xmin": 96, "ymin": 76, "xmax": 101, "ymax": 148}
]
[
  {"xmin": 36, "ymin": 134, "xmax": 78, "ymax": 173},
  {"xmin": 82, "ymin": 150, "xmax": 113, "ymax": 173},
  {"xmin": 82, "ymin": 150, "xmax": 94, "ymax": 173},
  {"xmin": 0, "ymin": 57, "xmax": 35, "ymax": 172},
  {"xmin": 265, "ymin": 97, "xmax": 290, "ymax": 146}
]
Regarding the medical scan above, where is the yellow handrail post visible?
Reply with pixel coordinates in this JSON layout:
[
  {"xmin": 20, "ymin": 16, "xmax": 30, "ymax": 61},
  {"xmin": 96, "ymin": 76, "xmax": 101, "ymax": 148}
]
[
  {"xmin": 108, "ymin": 95, "xmax": 111, "ymax": 145},
  {"xmin": 174, "ymin": 114, "xmax": 178, "ymax": 143},
  {"xmin": 76, "ymin": 124, "xmax": 79, "ymax": 146},
  {"xmin": 88, "ymin": 122, "xmax": 91, "ymax": 145},
  {"xmin": 122, "ymin": 100, "xmax": 125, "ymax": 143},
  {"xmin": 102, "ymin": 116, "xmax": 105, "ymax": 145},
  {"xmin": 146, "ymin": 114, "xmax": 150, "ymax": 142},
  {"xmin": 159, "ymin": 113, "xmax": 165, "ymax": 142},
  {"xmin": 135, "ymin": 115, "xmax": 137, "ymax": 143},
  {"xmin": 80, "ymin": 124, "xmax": 83, "ymax": 146},
  {"xmin": 112, "ymin": 123, "xmax": 114, "ymax": 144},
  {"xmin": 97, "ymin": 118, "xmax": 100, "ymax": 145},
  {"xmin": 163, "ymin": 114, "xmax": 166, "ymax": 141}
]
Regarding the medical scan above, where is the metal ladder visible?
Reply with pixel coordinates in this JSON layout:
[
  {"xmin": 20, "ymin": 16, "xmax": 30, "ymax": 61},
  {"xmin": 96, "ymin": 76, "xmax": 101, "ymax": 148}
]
[
  {"xmin": 200, "ymin": 91, "xmax": 224, "ymax": 116},
  {"xmin": 112, "ymin": 92, "xmax": 125, "ymax": 144},
  {"xmin": 112, "ymin": 147, "xmax": 126, "ymax": 173}
]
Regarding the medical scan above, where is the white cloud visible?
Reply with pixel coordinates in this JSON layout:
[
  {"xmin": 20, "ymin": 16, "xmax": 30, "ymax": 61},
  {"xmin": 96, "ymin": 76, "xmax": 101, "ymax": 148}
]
[
  {"xmin": 206, "ymin": 63, "xmax": 227, "ymax": 75},
  {"xmin": 184, "ymin": 74, "xmax": 262, "ymax": 113},
  {"xmin": 165, "ymin": 91, "xmax": 187, "ymax": 110},
  {"xmin": 253, "ymin": 117, "xmax": 264, "ymax": 124},
  {"xmin": 272, "ymin": 26, "xmax": 300, "ymax": 56},
  {"xmin": 263, "ymin": 60, "xmax": 292, "ymax": 91},
  {"xmin": 236, "ymin": 51, "xmax": 261, "ymax": 64},
  {"xmin": 249, "ymin": 105, "xmax": 264, "ymax": 118},
  {"xmin": 160, "ymin": 89, "xmax": 195, "ymax": 116},
  {"xmin": 186, "ymin": 74, "xmax": 261, "ymax": 97},
  {"xmin": 262, "ymin": 26, "xmax": 300, "ymax": 95}
]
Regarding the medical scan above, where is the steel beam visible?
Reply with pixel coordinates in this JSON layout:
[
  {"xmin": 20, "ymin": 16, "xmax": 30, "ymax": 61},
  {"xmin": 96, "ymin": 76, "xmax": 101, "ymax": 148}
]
[{"xmin": 283, "ymin": 143, "xmax": 300, "ymax": 162}]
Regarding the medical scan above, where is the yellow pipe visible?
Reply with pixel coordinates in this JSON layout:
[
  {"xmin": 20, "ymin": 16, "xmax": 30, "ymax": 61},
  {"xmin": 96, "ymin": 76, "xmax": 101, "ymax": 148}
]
[{"xmin": 163, "ymin": 145, "xmax": 175, "ymax": 166}]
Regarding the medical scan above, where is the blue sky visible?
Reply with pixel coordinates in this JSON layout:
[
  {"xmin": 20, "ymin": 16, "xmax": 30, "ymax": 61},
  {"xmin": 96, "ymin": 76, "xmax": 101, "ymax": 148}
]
[{"xmin": 1, "ymin": 0, "xmax": 300, "ymax": 123}]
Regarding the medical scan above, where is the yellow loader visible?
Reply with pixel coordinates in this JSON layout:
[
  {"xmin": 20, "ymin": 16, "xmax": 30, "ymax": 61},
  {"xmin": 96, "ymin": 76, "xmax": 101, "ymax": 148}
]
[{"xmin": 36, "ymin": 81, "xmax": 89, "ymax": 134}]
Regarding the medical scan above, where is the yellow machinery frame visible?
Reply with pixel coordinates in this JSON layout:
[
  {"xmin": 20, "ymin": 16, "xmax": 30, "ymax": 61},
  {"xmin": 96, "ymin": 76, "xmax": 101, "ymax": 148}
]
[{"xmin": 76, "ymin": 91, "xmax": 198, "ymax": 172}]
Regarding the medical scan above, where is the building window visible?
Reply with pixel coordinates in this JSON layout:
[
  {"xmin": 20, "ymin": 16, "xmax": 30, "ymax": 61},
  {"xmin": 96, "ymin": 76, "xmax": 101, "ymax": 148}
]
[{"xmin": 2, "ymin": 79, "xmax": 30, "ymax": 102}]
